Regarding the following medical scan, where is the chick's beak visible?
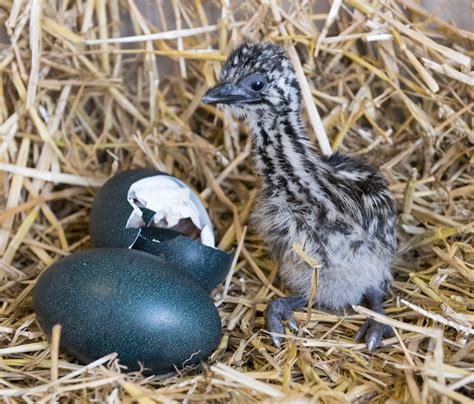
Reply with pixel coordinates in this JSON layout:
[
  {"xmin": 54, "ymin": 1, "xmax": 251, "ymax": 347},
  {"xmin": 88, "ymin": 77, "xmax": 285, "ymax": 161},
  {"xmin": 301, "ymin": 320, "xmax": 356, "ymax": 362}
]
[{"xmin": 202, "ymin": 82, "xmax": 256, "ymax": 105}]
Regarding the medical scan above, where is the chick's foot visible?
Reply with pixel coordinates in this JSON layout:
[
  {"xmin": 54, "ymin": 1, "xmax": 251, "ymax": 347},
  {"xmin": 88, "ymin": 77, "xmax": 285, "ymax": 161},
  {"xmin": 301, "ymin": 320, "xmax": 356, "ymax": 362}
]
[
  {"xmin": 355, "ymin": 287, "xmax": 394, "ymax": 352},
  {"xmin": 355, "ymin": 319, "xmax": 394, "ymax": 352},
  {"xmin": 265, "ymin": 295, "xmax": 307, "ymax": 347}
]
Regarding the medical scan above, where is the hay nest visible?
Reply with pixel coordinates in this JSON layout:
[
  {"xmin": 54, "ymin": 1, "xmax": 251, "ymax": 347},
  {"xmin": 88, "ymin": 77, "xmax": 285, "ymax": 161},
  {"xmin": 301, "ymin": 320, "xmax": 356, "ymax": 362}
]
[{"xmin": 0, "ymin": 0, "xmax": 472, "ymax": 402}]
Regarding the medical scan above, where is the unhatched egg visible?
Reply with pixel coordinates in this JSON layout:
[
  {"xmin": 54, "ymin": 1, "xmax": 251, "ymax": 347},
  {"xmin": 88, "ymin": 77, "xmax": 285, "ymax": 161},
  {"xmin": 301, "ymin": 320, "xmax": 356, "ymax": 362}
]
[{"xmin": 33, "ymin": 248, "xmax": 222, "ymax": 374}]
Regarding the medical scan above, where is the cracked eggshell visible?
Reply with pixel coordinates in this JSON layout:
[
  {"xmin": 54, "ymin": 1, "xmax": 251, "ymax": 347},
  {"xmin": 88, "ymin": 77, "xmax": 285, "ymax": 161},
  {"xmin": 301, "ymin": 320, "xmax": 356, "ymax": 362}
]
[
  {"xmin": 89, "ymin": 169, "xmax": 162, "ymax": 249},
  {"xmin": 126, "ymin": 173, "xmax": 215, "ymax": 246},
  {"xmin": 32, "ymin": 248, "xmax": 222, "ymax": 375},
  {"xmin": 134, "ymin": 228, "xmax": 233, "ymax": 292},
  {"xmin": 89, "ymin": 169, "xmax": 233, "ymax": 290}
]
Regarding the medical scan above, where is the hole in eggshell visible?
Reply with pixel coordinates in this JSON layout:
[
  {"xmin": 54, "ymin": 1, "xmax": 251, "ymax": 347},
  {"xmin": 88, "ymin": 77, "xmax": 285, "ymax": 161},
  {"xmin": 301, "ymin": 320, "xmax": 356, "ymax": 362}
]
[{"xmin": 125, "ymin": 175, "xmax": 215, "ymax": 248}]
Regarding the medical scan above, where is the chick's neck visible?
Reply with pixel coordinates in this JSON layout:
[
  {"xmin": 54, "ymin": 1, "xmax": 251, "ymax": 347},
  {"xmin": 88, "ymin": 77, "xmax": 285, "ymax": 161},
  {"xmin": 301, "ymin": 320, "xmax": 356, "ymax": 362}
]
[{"xmin": 246, "ymin": 106, "xmax": 330, "ymax": 196}]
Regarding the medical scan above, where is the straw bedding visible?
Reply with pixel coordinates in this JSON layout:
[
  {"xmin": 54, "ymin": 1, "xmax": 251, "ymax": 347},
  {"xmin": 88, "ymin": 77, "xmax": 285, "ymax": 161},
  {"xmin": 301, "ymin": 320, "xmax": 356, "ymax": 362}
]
[{"xmin": 0, "ymin": 0, "xmax": 472, "ymax": 402}]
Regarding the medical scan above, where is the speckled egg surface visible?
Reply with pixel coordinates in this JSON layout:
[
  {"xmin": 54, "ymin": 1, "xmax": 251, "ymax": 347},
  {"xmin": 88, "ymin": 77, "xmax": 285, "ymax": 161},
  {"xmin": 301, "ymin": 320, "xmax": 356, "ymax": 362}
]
[{"xmin": 32, "ymin": 248, "xmax": 222, "ymax": 374}]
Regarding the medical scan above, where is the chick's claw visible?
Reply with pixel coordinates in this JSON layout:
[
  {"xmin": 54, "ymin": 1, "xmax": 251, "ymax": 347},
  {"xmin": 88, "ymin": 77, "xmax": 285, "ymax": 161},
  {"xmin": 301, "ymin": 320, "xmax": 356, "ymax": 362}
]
[
  {"xmin": 265, "ymin": 296, "xmax": 306, "ymax": 347},
  {"xmin": 355, "ymin": 319, "xmax": 394, "ymax": 352}
]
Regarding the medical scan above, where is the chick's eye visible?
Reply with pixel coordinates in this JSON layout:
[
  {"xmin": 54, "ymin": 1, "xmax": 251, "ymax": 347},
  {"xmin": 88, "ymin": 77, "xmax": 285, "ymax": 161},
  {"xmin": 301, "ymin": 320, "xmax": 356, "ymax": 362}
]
[{"xmin": 251, "ymin": 80, "xmax": 265, "ymax": 92}]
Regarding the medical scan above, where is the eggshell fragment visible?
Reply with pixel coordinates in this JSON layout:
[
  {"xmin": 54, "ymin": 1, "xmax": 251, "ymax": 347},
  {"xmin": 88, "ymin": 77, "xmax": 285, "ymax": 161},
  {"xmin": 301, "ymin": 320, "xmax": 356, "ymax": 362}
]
[{"xmin": 133, "ymin": 227, "xmax": 233, "ymax": 292}]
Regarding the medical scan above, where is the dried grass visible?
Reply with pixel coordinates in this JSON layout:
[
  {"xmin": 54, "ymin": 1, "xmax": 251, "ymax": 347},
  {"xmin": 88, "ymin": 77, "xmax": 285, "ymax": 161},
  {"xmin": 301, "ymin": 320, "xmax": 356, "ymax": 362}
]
[{"xmin": 0, "ymin": 0, "xmax": 473, "ymax": 402}]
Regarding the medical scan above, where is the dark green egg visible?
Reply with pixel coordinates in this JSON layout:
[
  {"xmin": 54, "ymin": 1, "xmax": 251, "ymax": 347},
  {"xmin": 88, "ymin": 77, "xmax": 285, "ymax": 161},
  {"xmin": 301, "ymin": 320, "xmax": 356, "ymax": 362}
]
[
  {"xmin": 32, "ymin": 248, "xmax": 222, "ymax": 374},
  {"xmin": 89, "ymin": 169, "xmax": 233, "ymax": 290}
]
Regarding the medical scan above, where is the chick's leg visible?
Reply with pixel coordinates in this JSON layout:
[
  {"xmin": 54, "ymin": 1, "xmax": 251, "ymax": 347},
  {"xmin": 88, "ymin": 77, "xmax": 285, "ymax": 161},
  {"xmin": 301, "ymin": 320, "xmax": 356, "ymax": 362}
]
[
  {"xmin": 265, "ymin": 295, "xmax": 307, "ymax": 347},
  {"xmin": 355, "ymin": 287, "xmax": 394, "ymax": 352}
]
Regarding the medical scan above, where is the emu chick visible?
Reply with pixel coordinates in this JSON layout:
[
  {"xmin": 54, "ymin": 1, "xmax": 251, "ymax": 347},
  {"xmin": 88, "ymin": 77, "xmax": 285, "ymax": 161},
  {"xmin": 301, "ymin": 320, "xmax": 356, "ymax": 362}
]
[{"xmin": 203, "ymin": 43, "xmax": 397, "ymax": 351}]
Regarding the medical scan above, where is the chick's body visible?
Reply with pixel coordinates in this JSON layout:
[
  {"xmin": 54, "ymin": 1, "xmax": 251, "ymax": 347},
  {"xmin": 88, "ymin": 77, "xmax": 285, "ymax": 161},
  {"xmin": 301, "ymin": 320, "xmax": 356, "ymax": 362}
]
[
  {"xmin": 254, "ymin": 150, "xmax": 396, "ymax": 310},
  {"xmin": 203, "ymin": 42, "xmax": 397, "ymax": 350}
]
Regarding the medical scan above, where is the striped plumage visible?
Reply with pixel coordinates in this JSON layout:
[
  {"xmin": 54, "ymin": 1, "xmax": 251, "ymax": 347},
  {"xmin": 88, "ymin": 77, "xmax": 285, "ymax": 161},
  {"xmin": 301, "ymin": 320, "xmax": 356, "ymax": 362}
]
[{"xmin": 203, "ymin": 43, "xmax": 397, "ymax": 351}]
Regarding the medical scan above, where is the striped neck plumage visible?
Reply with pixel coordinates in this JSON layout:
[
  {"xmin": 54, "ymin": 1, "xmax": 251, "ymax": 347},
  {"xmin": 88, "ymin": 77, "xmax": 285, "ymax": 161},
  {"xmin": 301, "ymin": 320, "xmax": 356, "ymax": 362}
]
[{"xmin": 246, "ymin": 107, "xmax": 326, "ymax": 193}]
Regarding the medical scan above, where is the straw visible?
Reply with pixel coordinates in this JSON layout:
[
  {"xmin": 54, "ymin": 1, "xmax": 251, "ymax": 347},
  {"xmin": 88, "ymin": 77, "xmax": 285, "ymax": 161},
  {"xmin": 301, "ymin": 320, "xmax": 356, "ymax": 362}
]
[{"xmin": 0, "ymin": 0, "xmax": 472, "ymax": 402}]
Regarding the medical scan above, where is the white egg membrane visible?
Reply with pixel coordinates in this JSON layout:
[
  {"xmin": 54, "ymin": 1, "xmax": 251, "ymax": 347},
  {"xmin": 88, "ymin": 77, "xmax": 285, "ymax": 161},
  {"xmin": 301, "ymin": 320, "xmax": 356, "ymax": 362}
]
[{"xmin": 125, "ymin": 175, "xmax": 215, "ymax": 248}]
